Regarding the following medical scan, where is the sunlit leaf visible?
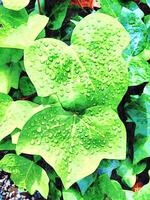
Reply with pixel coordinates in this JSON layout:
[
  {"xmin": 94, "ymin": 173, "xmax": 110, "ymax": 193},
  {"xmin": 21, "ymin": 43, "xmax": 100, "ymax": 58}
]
[{"xmin": 0, "ymin": 154, "xmax": 49, "ymax": 198}]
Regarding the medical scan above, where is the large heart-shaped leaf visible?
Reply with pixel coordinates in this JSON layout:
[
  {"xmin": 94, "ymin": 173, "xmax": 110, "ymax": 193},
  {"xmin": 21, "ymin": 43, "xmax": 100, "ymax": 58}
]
[
  {"xmin": 0, "ymin": 93, "xmax": 44, "ymax": 141},
  {"xmin": 2, "ymin": 0, "xmax": 29, "ymax": 11},
  {"xmin": 17, "ymin": 104, "xmax": 126, "ymax": 189},
  {"xmin": 24, "ymin": 13, "xmax": 129, "ymax": 111},
  {"xmin": 0, "ymin": 154, "xmax": 49, "ymax": 198},
  {"xmin": 17, "ymin": 13, "xmax": 129, "ymax": 189},
  {"xmin": 0, "ymin": 6, "xmax": 48, "ymax": 49}
]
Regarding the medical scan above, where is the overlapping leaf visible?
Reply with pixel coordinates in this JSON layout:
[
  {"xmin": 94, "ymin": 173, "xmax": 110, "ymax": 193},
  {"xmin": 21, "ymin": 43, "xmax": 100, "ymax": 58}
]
[
  {"xmin": 116, "ymin": 158, "xmax": 146, "ymax": 187},
  {"xmin": 83, "ymin": 174, "xmax": 126, "ymax": 200},
  {"xmin": 0, "ymin": 154, "xmax": 49, "ymax": 198},
  {"xmin": 0, "ymin": 62, "xmax": 22, "ymax": 93},
  {"xmin": 0, "ymin": 6, "xmax": 48, "ymax": 49},
  {"xmin": 119, "ymin": 7, "xmax": 148, "ymax": 56},
  {"xmin": 0, "ymin": 93, "xmax": 44, "ymax": 141},
  {"xmin": 16, "ymin": 13, "xmax": 129, "ymax": 189},
  {"xmin": 126, "ymin": 84, "xmax": 150, "ymax": 164}
]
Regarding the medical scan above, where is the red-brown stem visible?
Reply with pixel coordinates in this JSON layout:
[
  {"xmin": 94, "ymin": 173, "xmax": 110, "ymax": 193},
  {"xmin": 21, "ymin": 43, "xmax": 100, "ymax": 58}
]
[{"xmin": 37, "ymin": 0, "xmax": 42, "ymax": 15}]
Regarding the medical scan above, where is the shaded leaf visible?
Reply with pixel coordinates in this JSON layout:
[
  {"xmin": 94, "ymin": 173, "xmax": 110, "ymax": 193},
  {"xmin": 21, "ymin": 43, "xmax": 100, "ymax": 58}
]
[
  {"xmin": 0, "ymin": 48, "xmax": 23, "ymax": 65},
  {"xmin": 84, "ymin": 174, "xmax": 126, "ymax": 200},
  {"xmin": 119, "ymin": 7, "xmax": 148, "ymax": 56},
  {"xmin": 19, "ymin": 76, "xmax": 36, "ymax": 96},
  {"xmin": 116, "ymin": 158, "xmax": 146, "ymax": 187},
  {"xmin": 98, "ymin": 0, "xmax": 122, "ymax": 17},
  {"xmin": 0, "ymin": 140, "xmax": 16, "ymax": 150},
  {"xmin": 47, "ymin": 0, "xmax": 70, "ymax": 30},
  {"xmin": 129, "ymin": 55, "xmax": 150, "ymax": 86},
  {"xmin": 98, "ymin": 159, "xmax": 120, "ymax": 177},
  {"xmin": 77, "ymin": 173, "xmax": 97, "ymax": 195}
]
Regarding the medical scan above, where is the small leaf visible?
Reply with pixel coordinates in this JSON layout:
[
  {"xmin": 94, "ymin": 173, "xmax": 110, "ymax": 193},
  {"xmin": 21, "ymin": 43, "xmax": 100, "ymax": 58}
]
[
  {"xmin": 0, "ymin": 6, "xmax": 48, "ymax": 49},
  {"xmin": 129, "ymin": 55, "xmax": 150, "ymax": 86},
  {"xmin": 0, "ymin": 154, "xmax": 49, "ymax": 198},
  {"xmin": 2, "ymin": 0, "xmax": 29, "ymax": 11},
  {"xmin": 119, "ymin": 7, "xmax": 148, "ymax": 56},
  {"xmin": 19, "ymin": 76, "xmax": 36, "ymax": 96},
  {"xmin": 47, "ymin": 0, "xmax": 70, "ymax": 30},
  {"xmin": 98, "ymin": 159, "xmax": 120, "ymax": 177},
  {"xmin": 0, "ymin": 48, "xmax": 23, "ymax": 65},
  {"xmin": 98, "ymin": 0, "xmax": 122, "ymax": 17},
  {"xmin": 84, "ymin": 174, "xmax": 126, "ymax": 200},
  {"xmin": 116, "ymin": 158, "xmax": 146, "ymax": 187},
  {"xmin": 0, "ymin": 140, "xmax": 16, "ymax": 150},
  {"xmin": 63, "ymin": 188, "xmax": 83, "ymax": 200},
  {"xmin": 77, "ymin": 174, "xmax": 97, "ymax": 195},
  {"xmin": 126, "ymin": 84, "xmax": 150, "ymax": 164}
]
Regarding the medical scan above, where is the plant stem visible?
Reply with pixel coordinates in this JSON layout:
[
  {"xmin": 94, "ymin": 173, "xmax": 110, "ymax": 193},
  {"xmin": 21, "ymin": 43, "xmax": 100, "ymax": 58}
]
[{"xmin": 37, "ymin": 0, "xmax": 42, "ymax": 15}]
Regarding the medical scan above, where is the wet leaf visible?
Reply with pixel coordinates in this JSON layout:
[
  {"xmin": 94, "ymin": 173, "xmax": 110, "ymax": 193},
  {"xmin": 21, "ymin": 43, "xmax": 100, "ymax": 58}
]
[
  {"xmin": 24, "ymin": 13, "xmax": 129, "ymax": 112},
  {"xmin": 17, "ymin": 104, "xmax": 126, "ymax": 189},
  {"xmin": 0, "ymin": 154, "xmax": 49, "ymax": 198}
]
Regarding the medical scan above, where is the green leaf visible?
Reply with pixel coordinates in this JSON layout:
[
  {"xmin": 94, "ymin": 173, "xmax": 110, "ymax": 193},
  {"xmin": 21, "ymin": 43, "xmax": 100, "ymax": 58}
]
[
  {"xmin": 0, "ymin": 48, "xmax": 23, "ymax": 65},
  {"xmin": 63, "ymin": 188, "xmax": 83, "ymax": 200},
  {"xmin": 134, "ymin": 171, "xmax": 150, "ymax": 200},
  {"xmin": 0, "ymin": 154, "xmax": 49, "ymax": 198},
  {"xmin": 125, "ymin": 84, "xmax": 150, "ymax": 164},
  {"xmin": 84, "ymin": 174, "xmax": 126, "ymax": 200},
  {"xmin": 125, "ymin": 171, "xmax": 150, "ymax": 200},
  {"xmin": 19, "ymin": 76, "xmax": 36, "ymax": 96},
  {"xmin": 24, "ymin": 13, "xmax": 129, "ymax": 111},
  {"xmin": 0, "ymin": 6, "xmax": 48, "ymax": 49},
  {"xmin": 2, "ymin": 0, "xmax": 29, "ymax": 11},
  {"xmin": 98, "ymin": 159, "xmax": 120, "ymax": 177},
  {"xmin": 98, "ymin": 0, "xmax": 122, "ymax": 17},
  {"xmin": 129, "ymin": 55, "xmax": 150, "ymax": 86},
  {"xmin": 0, "ymin": 139, "xmax": 16, "ymax": 150},
  {"xmin": 0, "ymin": 62, "xmax": 22, "ymax": 93},
  {"xmin": 141, "ymin": 0, "xmax": 150, "ymax": 7},
  {"xmin": 126, "ymin": 86, "xmax": 150, "ymax": 137},
  {"xmin": 17, "ymin": 104, "xmax": 126, "ymax": 189},
  {"xmin": 77, "ymin": 174, "xmax": 97, "ymax": 195},
  {"xmin": 11, "ymin": 129, "xmax": 21, "ymax": 144},
  {"xmin": 47, "ymin": 0, "xmax": 70, "ymax": 30},
  {"xmin": 119, "ymin": 7, "xmax": 148, "ymax": 56},
  {"xmin": 116, "ymin": 158, "xmax": 146, "ymax": 187},
  {"xmin": 0, "ymin": 93, "xmax": 44, "ymax": 141}
]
